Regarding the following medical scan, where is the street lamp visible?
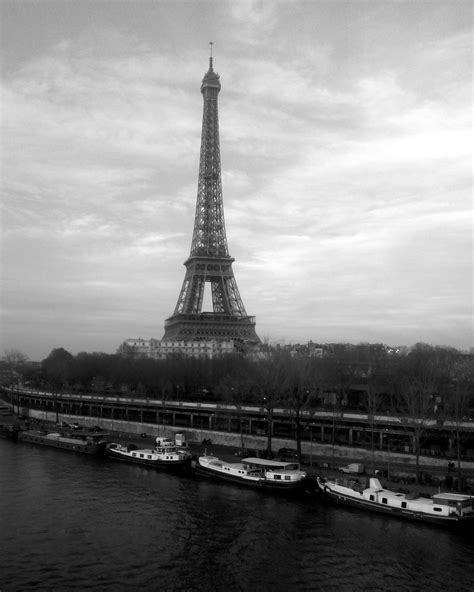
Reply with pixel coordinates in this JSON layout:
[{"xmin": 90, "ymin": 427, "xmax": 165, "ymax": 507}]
[
  {"xmin": 304, "ymin": 422, "xmax": 318, "ymax": 467},
  {"xmin": 385, "ymin": 429, "xmax": 391, "ymax": 480},
  {"xmin": 310, "ymin": 423, "xmax": 317, "ymax": 467}
]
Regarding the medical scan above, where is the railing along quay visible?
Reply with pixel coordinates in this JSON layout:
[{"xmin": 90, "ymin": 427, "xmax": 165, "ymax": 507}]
[{"xmin": 2, "ymin": 386, "xmax": 474, "ymax": 462}]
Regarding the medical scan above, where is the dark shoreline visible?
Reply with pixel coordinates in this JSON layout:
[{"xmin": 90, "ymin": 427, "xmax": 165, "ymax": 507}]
[{"xmin": 2, "ymin": 411, "xmax": 473, "ymax": 496}]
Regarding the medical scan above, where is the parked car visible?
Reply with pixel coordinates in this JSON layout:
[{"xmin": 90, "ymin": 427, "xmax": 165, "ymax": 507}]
[
  {"xmin": 277, "ymin": 448, "xmax": 299, "ymax": 461},
  {"xmin": 234, "ymin": 448, "xmax": 257, "ymax": 458}
]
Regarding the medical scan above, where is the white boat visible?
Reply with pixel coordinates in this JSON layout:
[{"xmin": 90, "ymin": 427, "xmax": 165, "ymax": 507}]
[
  {"xmin": 193, "ymin": 455, "xmax": 307, "ymax": 491},
  {"xmin": 316, "ymin": 475, "xmax": 474, "ymax": 527},
  {"xmin": 106, "ymin": 437, "xmax": 191, "ymax": 470}
]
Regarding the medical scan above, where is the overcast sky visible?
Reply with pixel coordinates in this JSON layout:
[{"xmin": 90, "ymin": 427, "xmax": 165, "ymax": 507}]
[{"xmin": 1, "ymin": 0, "xmax": 472, "ymax": 361}]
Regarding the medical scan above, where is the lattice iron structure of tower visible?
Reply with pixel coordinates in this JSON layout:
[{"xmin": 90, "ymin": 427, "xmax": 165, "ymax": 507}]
[{"xmin": 163, "ymin": 53, "xmax": 260, "ymax": 345}]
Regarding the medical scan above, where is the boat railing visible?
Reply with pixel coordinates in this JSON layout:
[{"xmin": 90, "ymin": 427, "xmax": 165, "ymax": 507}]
[
  {"xmin": 155, "ymin": 446, "xmax": 178, "ymax": 453},
  {"xmin": 335, "ymin": 477, "xmax": 364, "ymax": 492}
]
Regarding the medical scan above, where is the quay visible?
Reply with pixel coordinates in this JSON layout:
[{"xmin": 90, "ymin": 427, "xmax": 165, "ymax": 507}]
[{"xmin": 2, "ymin": 387, "xmax": 474, "ymax": 492}]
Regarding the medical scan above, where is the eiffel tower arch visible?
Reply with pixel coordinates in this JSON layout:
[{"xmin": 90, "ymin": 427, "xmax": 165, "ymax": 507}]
[{"xmin": 163, "ymin": 52, "xmax": 260, "ymax": 345}]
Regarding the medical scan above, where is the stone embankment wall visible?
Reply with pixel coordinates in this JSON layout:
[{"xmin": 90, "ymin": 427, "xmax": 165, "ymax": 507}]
[{"xmin": 22, "ymin": 408, "xmax": 474, "ymax": 473}]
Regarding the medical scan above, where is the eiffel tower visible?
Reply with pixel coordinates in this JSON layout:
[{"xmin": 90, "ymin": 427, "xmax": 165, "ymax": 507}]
[{"xmin": 163, "ymin": 49, "xmax": 260, "ymax": 345}]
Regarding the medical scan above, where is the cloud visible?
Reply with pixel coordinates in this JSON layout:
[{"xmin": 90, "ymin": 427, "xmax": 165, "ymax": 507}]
[
  {"xmin": 1, "ymin": 4, "xmax": 472, "ymax": 358},
  {"xmin": 229, "ymin": 0, "xmax": 279, "ymax": 42}
]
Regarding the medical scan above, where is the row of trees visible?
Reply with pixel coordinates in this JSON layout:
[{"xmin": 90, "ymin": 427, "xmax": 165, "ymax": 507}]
[
  {"xmin": 2, "ymin": 343, "xmax": 473, "ymax": 483},
  {"xmin": 2, "ymin": 344, "xmax": 473, "ymax": 417}
]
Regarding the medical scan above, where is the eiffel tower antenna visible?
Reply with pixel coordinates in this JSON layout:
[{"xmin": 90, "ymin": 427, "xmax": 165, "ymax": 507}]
[
  {"xmin": 209, "ymin": 41, "xmax": 214, "ymax": 69},
  {"xmin": 162, "ymin": 52, "xmax": 260, "ymax": 345}
]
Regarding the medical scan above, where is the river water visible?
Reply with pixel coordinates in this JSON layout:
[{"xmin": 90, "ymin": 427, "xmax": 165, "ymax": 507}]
[{"xmin": 1, "ymin": 440, "xmax": 473, "ymax": 592}]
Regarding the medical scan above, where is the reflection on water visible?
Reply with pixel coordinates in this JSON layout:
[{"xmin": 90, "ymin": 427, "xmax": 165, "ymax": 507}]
[{"xmin": 1, "ymin": 441, "xmax": 473, "ymax": 592}]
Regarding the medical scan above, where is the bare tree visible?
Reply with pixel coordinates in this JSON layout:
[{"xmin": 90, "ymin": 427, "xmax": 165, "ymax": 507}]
[
  {"xmin": 3, "ymin": 349, "xmax": 29, "ymax": 413},
  {"xmin": 252, "ymin": 353, "xmax": 287, "ymax": 458},
  {"xmin": 282, "ymin": 356, "xmax": 320, "ymax": 459},
  {"xmin": 395, "ymin": 344, "xmax": 442, "ymax": 484},
  {"xmin": 116, "ymin": 342, "xmax": 138, "ymax": 357},
  {"xmin": 219, "ymin": 373, "xmax": 253, "ymax": 451},
  {"xmin": 443, "ymin": 355, "xmax": 474, "ymax": 490},
  {"xmin": 42, "ymin": 348, "xmax": 74, "ymax": 391}
]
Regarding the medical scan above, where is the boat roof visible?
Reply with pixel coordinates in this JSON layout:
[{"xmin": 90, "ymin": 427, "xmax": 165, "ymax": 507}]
[
  {"xmin": 433, "ymin": 492, "xmax": 473, "ymax": 501},
  {"xmin": 200, "ymin": 456, "xmax": 251, "ymax": 469},
  {"xmin": 243, "ymin": 457, "xmax": 298, "ymax": 468}
]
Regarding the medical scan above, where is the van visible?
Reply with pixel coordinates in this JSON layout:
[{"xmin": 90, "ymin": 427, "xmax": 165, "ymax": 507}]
[{"xmin": 338, "ymin": 463, "xmax": 365, "ymax": 474}]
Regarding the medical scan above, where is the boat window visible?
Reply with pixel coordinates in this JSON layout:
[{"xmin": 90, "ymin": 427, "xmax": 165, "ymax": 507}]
[
  {"xmin": 382, "ymin": 498, "xmax": 387, "ymax": 504},
  {"xmin": 285, "ymin": 475, "xmax": 291, "ymax": 480},
  {"xmin": 274, "ymin": 474, "xmax": 281, "ymax": 480},
  {"xmin": 433, "ymin": 507, "xmax": 442, "ymax": 512},
  {"xmin": 132, "ymin": 453, "xmax": 136, "ymax": 457},
  {"xmin": 401, "ymin": 502, "xmax": 407, "ymax": 509},
  {"xmin": 148, "ymin": 455, "xmax": 152, "ymax": 459},
  {"xmin": 140, "ymin": 454, "xmax": 144, "ymax": 458},
  {"xmin": 370, "ymin": 495, "xmax": 374, "ymax": 501}
]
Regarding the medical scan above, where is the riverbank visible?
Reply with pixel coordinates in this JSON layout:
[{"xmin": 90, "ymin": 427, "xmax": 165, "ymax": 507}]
[
  {"xmin": 108, "ymin": 429, "xmax": 472, "ymax": 497},
  {"xmin": 3, "ymin": 407, "xmax": 473, "ymax": 494}
]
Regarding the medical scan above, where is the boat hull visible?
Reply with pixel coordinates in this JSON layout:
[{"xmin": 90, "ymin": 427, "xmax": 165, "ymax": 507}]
[
  {"xmin": 316, "ymin": 478, "xmax": 474, "ymax": 527},
  {"xmin": 18, "ymin": 431, "xmax": 105, "ymax": 454},
  {"xmin": 106, "ymin": 446, "xmax": 191, "ymax": 470},
  {"xmin": 193, "ymin": 461, "xmax": 306, "ymax": 491}
]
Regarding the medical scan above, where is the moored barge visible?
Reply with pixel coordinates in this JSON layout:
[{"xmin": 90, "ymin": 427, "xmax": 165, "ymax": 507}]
[
  {"xmin": 193, "ymin": 455, "xmax": 307, "ymax": 491},
  {"xmin": 18, "ymin": 429, "xmax": 107, "ymax": 454},
  {"xmin": 316, "ymin": 475, "xmax": 474, "ymax": 526},
  {"xmin": 106, "ymin": 437, "xmax": 192, "ymax": 470}
]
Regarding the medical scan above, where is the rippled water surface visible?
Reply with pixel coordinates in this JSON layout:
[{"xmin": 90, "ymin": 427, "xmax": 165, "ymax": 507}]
[{"xmin": 1, "ymin": 440, "xmax": 473, "ymax": 591}]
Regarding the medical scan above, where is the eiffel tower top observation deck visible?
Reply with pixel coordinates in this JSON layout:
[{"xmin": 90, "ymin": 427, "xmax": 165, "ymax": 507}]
[{"xmin": 163, "ymin": 49, "xmax": 260, "ymax": 345}]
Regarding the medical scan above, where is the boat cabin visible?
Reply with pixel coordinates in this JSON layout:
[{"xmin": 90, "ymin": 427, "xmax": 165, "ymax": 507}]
[
  {"xmin": 198, "ymin": 456, "xmax": 264, "ymax": 478},
  {"xmin": 432, "ymin": 493, "xmax": 474, "ymax": 516},
  {"xmin": 155, "ymin": 437, "xmax": 174, "ymax": 447},
  {"xmin": 242, "ymin": 457, "xmax": 306, "ymax": 483},
  {"xmin": 242, "ymin": 457, "xmax": 301, "ymax": 472}
]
